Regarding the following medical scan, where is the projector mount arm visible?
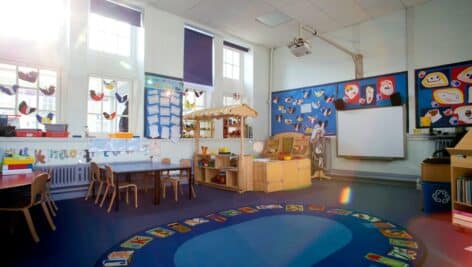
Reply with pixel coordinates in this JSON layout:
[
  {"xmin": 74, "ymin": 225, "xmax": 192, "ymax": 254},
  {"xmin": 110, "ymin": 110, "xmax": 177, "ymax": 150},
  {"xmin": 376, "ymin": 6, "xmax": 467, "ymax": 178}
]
[{"xmin": 301, "ymin": 25, "xmax": 363, "ymax": 79}]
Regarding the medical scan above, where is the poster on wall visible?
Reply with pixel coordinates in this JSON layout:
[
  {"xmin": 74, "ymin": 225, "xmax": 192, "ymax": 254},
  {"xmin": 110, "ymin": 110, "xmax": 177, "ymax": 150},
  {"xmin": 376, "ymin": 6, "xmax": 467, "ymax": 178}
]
[
  {"xmin": 337, "ymin": 72, "xmax": 408, "ymax": 109},
  {"xmin": 271, "ymin": 83, "xmax": 337, "ymax": 136},
  {"xmin": 271, "ymin": 72, "xmax": 408, "ymax": 136},
  {"xmin": 144, "ymin": 73, "xmax": 182, "ymax": 139},
  {"xmin": 415, "ymin": 60, "xmax": 472, "ymax": 128}
]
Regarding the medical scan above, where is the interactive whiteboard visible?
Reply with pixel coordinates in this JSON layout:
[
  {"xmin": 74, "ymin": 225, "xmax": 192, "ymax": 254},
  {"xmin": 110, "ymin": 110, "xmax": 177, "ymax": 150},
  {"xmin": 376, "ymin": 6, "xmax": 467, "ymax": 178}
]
[{"xmin": 336, "ymin": 106, "xmax": 405, "ymax": 158}]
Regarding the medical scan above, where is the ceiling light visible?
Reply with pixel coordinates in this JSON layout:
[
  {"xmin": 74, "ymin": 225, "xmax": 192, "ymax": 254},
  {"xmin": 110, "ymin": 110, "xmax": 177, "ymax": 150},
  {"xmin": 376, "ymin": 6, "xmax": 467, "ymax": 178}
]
[{"xmin": 256, "ymin": 11, "xmax": 292, "ymax": 28}]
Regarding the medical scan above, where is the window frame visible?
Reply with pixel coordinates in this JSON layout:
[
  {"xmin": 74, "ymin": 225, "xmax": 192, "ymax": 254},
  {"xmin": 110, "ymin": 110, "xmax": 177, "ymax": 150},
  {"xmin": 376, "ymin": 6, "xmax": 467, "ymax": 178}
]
[
  {"xmin": 87, "ymin": 75, "xmax": 131, "ymax": 134},
  {"xmin": 88, "ymin": 13, "xmax": 132, "ymax": 57},
  {"xmin": 0, "ymin": 60, "xmax": 60, "ymax": 129},
  {"xmin": 223, "ymin": 46, "xmax": 242, "ymax": 81}
]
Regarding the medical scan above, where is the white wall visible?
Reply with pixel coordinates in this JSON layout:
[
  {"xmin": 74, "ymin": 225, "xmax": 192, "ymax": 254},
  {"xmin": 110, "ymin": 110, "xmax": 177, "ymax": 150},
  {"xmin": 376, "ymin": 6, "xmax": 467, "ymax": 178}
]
[{"xmin": 271, "ymin": 0, "xmax": 472, "ymax": 180}]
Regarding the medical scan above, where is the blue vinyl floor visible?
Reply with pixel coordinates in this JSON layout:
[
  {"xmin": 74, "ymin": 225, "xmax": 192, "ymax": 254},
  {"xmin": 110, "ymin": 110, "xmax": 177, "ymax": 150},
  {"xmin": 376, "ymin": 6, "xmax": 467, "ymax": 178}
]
[{"xmin": 1, "ymin": 177, "xmax": 471, "ymax": 267}]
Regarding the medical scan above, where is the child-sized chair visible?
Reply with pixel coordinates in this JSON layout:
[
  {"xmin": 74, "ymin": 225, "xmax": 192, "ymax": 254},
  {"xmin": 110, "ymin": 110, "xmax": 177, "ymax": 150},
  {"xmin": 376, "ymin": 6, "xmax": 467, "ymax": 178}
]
[
  {"xmin": 85, "ymin": 162, "xmax": 105, "ymax": 204},
  {"xmin": 161, "ymin": 158, "xmax": 196, "ymax": 201},
  {"xmin": 100, "ymin": 165, "xmax": 138, "ymax": 212},
  {"xmin": 0, "ymin": 173, "xmax": 56, "ymax": 242}
]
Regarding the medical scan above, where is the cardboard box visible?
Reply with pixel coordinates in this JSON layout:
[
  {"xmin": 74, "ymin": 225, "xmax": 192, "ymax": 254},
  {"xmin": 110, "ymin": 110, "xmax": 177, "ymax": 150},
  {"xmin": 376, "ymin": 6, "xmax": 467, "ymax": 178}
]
[{"xmin": 421, "ymin": 163, "xmax": 450, "ymax": 182}]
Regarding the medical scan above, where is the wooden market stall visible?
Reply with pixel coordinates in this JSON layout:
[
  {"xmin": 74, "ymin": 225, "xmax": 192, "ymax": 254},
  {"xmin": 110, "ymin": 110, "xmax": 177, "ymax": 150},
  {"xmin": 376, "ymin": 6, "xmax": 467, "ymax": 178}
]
[{"xmin": 183, "ymin": 104, "xmax": 258, "ymax": 192}]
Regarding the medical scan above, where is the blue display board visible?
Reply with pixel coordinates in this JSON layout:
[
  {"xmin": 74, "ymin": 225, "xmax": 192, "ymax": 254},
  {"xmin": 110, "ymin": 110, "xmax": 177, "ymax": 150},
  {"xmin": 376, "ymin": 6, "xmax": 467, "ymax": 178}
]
[
  {"xmin": 271, "ymin": 84, "xmax": 337, "ymax": 136},
  {"xmin": 415, "ymin": 60, "xmax": 472, "ymax": 128},
  {"xmin": 144, "ymin": 73, "xmax": 183, "ymax": 139},
  {"xmin": 271, "ymin": 72, "xmax": 408, "ymax": 136}
]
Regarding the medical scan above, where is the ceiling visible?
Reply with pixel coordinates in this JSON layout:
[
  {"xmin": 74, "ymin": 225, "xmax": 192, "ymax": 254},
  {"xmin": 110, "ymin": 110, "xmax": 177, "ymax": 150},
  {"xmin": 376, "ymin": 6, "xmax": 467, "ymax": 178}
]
[{"xmin": 143, "ymin": 0, "xmax": 430, "ymax": 48}]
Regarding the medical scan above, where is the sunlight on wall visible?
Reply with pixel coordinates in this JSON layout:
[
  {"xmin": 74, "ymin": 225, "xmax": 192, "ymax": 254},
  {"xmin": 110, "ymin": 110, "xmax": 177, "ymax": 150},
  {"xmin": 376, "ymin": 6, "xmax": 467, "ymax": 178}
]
[
  {"xmin": 0, "ymin": 0, "xmax": 64, "ymax": 42},
  {"xmin": 339, "ymin": 186, "xmax": 352, "ymax": 204}
]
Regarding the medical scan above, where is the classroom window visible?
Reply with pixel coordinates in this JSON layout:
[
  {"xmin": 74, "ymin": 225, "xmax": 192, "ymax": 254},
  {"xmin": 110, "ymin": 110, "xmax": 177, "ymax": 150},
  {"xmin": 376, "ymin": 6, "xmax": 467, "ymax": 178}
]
[
  {"xmin": 223, "ymin": 47, "xmax": 241, "ymax": 80},
  {"xmin": 0, "ymin": 62, "xmax": 58, "ymax": 129},
  {"xmin": 88, "ymin": 13, "xmax": 131, "ymax": 57},
  {"xmin": 87, "ymin": 76, "xmax": 130, "ymax": 133}
]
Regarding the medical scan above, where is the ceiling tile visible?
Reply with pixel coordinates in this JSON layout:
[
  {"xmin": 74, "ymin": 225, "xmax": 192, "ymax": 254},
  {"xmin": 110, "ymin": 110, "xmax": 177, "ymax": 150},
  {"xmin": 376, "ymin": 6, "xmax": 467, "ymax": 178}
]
[
  {"xmin": 277, "ymin": 0, "xmax": 340, "ymax": 32},
  {"xmin": 309, "ymin": 0, "xmax": 370, "ymax": 27},
  {"xmin": 357, "ymin": 0, "xmax": 404, "ymax": 18},
  {"xmin": 400, "ymin": 0, "xmax": 430, "ymax": 7}
]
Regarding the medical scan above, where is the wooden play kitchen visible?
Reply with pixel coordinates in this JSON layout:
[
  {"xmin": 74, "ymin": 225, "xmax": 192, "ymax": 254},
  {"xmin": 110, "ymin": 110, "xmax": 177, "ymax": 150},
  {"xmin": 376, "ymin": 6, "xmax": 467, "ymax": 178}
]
[{"xmin": 184, "ymin": 104, "xmax": 257, "ymax": 192}]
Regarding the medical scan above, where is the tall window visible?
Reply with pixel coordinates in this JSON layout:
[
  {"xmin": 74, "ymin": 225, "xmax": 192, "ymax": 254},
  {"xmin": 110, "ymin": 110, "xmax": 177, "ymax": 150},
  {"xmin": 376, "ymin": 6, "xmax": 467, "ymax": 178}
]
[
  {"xmin": 223, "ymin": 47, "xmax": 241, "ymax": 80},
  {"xmin": 89, "ymin": 13, "xmax": 131, "ymax": 56},
  {"xmin": 0, "ymin": 62, "xmax": 58, "ymax": 129},
  {"xmin": 87, "ymin": 76, "xmax": 130, "ymax": 133}
]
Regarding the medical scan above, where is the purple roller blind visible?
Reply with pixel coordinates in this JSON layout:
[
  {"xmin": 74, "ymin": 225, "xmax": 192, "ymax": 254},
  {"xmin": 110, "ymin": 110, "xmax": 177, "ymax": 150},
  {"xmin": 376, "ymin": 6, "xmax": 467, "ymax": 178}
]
[
  {"xmin": 223, "ymin": 41, "xmax": 249, "ymax": 53},
  {"xmin": 90, "ymin": 0, "xmax": 141, "ymax": 27},
  {"xmin": 184, "ymin": 28, "xmax": 213, "ymax": 87}
]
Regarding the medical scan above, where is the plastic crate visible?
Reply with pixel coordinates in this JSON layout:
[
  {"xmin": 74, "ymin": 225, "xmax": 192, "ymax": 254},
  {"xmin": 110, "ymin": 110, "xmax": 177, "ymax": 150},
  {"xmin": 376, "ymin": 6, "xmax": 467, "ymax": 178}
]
[
  {"xmin": 44, "ymin": 123, "xmax": 68, "ymax": 132},
  {"xmin": 44, "ymin": 131, "xmax": 69, "ymax": 138},
  {"xmin": 422, "ymin": 181, "xmax": 451, "ymax": 213},
  {"xmin": 16, "ymin": 129, "xmax": 43, "ymax": 137}
]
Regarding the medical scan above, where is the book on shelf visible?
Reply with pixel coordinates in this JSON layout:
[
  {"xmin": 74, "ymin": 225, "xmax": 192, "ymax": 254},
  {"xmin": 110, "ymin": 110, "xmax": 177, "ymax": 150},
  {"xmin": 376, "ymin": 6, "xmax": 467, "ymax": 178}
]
[
  {"xmin": 1, "ymin": 168, "xmax": 33, "ymax": 175},
  {"xmin": 456, "ymin": 176, "xmax": 472, "ymax": 205}
]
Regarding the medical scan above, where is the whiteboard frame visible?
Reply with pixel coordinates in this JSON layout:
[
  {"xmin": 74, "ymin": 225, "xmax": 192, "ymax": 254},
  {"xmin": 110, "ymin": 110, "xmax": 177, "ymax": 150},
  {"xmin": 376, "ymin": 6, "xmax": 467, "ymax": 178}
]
[{"xmin": 336, "ymin": 105, "xmax": 406, "ymax": 160}]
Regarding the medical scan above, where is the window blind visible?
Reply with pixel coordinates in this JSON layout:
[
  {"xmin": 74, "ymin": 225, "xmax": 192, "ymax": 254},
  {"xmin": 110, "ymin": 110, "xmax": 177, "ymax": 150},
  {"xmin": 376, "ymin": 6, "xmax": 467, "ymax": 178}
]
[
  {"xmin": 223, "ymin": 41, "xmax": 249, "ymax": 53},
  {"xmin": 90, "ymin": 0, "xmax": 141, "ymax": 27},
  {"xmin": 183, "ymin": 27, "xmax": 213, "ymax": 91}
]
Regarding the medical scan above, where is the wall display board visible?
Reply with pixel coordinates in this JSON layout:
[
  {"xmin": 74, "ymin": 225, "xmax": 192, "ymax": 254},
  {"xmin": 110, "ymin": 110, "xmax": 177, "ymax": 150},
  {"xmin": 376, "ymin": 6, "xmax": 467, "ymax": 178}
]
[
  {"xmin": 415, "ymin": 60, "xmax": 472, "ymax": 129},
  {"xmin": 144, "ymin": 73, "xmax": 182, "ymax": 139},
  {"xmin": 271, "ymin": 72, "xmax": 408, "ymax": 136},
  {"xmin": 337, "ymin": 106, "xmax": 405, "ymax": 159},
  {"xmin": 271, "ymin": 84, "xmax": 337, "ymax": 136},
  {"xmin": 337, "ymin": 72, "xmax": 408, "ymax": 110}
]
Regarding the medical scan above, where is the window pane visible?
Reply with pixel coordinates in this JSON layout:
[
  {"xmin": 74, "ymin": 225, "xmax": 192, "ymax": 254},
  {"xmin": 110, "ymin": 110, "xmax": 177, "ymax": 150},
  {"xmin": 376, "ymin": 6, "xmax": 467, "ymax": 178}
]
[
  {"xmin": 0, "ymin": 109, "xmax": 14, "ymax": 115},
  {"xmin": 117, "ymin": 102, "xmax": 127, "ymax": 115},
  {"xmin": 89, "ymin": 14, "xmax": 131, "ymax": 57},
  {"xmin": 38, "ymin": 95, "xmax": 55, "ymax": 111},
  {"xmin": 102, "ymin": 96, "xmax": 113, "ymax": 113},
  {"xmin": 233, "ymin": 67, "xmax": 239, "ymax": 80},
  {"xmin": 103, "ymin": 118, "xmax": 112, "ymax": 133},
  {"xmin": 0, "ymin": 64, "xmax": 16, "ymax": 85},
  {"xmin": 89, "ymin": 77, "xmax": 102, "ymax": 92},
  {"xmin": 224, "ymin": 49, "xmax": 231, "ymax": 63},
  {"xmin": 88, "ymin": 99, "xmax": 101, "ymax": 113},
  {"xmin": 19, "ymin": 113, "xmax": 37, "ymax": 129},
  {"xmin": 88, "ymin": 114, "xmax": 101, "ymax": 133},
  {"xmin": 103, "ymin": 79, "xmax": 116, "ymax": 96},
  {"xmin": 233, "ymin": 51, "xmax": 240, "ymax": 66},
  {"xmin": 0, "ymin": 93, "xmax": 15, "ymax": 108},
  {"xmin": 18, "ymin": 88, "xmax": 38, "ymax": 109},
  {"xmin": 39, "ymin": 70, "xmax": 57, "ymax": 88},
  {"xmin": 18, "ymin": 67, "xmax": 38, "ymax": 87}
]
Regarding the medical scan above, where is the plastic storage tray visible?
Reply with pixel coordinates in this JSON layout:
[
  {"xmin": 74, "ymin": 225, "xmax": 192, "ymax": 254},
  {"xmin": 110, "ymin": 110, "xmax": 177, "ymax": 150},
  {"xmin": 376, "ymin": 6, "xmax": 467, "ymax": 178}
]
[
  {"xmin": 44, "ymin": 131, "xmax": 69, "ymax": 138},
  {"xmin": 44, "ymin": 123, "xmax": 68, "ymax": 132},
  {"xmin": 16, "ymin": 129, "xmax": 43, "ymax": 137}
]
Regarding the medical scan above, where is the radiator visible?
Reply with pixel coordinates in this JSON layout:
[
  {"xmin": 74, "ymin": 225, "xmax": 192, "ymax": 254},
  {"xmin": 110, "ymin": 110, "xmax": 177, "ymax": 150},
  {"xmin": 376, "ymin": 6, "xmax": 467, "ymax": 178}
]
[{"xmin": 35, "ymin": 164, "xmax": 90, "ymax": 200}]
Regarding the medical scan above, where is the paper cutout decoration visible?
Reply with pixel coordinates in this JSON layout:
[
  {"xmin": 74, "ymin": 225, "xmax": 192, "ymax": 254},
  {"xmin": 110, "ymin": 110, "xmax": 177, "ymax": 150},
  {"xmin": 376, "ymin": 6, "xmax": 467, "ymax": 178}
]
[
  {"xmin": 457, "ymin": 66, "xmax": 472, "ymax": 84},
  {"xmin": 454, "ymin": 105, "xmax": 472, "ymax": 124},
  {"xmin": 103, "ymin": 80, "xmax": 117, "ymax": 90},
  {"xmin": 421, "ymin": 72, "xmax": 449, "ymax": 88},
  {"xmin": 103, "ymin": 112, "xmax": 116, "ymax": 120},
  {"xmin": 425, "ymin": 108, "xmax": 442, "ymax": 123},
  {"xmin": 377, "ymin": 76, "xmax": 395, "ymax": 100},
  {"xmin": 365, "ymin": 85, "xmax": 375, "ymax": 104},
  {"xmin": 343, "ymin": 83, "xmax": 360, "ymax": 104},
  {"xmin": 115, "ymin": 92, "xmax": 128, "ymax": 103},
  {"xmin": 0, "ymin": 84, "xmax": 19, "ymax": 95},
  {"xmin": 18, "ymin": 101, "xmax": 36, "ymax": 115},
  {"xmin": 18, "ymin": 71, "xmax": 39, "ymax": 83},
  {"xmin": 39, "ymin": 85, "xmax": 55, "ymax": 96},
  {"xmin": 432, "ymin": 88, "xmax": 464, "ymax": 105},
  {"xmin": 90, "ymin": 90, "xmax": 104, "ymax": 101},
  {"xmin": 34, "ymin": 149, "xmax": 46, "ymax": 164},
  {"xmin": 36, "ymin": 113, "xmax": 54, "ymax": 124}
]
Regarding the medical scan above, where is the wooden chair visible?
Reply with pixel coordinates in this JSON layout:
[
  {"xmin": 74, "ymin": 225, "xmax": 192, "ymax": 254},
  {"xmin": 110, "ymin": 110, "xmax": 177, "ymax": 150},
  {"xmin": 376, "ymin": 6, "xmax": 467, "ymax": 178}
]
[
  {"xmin": 160, "ymin": 158, "xmax": 179, "ymax": 201},
  {"xmin": 100, "ymin": 165, "xmax": 138, "ymax": 213},
  {"xmin": 0, "ymin": 173, "xmax": 56, "ymax": 242},
  {"xmin": 85, "ymin": 162, "xmax": 104, "ymax": 204},
  {"xmin": 162, "ymin": 159, "xmax": 196, "ymax": 201},
  {"xmin": 45, "ymin": 168, "xmax": 59, "ymax": 216}
]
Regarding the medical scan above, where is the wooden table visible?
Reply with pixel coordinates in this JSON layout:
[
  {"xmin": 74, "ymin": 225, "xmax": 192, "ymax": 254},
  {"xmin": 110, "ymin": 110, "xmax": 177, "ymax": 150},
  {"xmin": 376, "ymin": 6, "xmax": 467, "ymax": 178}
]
[
  {"xmin": 0, "ymin": 171, "xmax": 46, "ymax": 191},
  {"xmin": 101, "ymin": 161, "xmax": 193, "ymax": 211}
]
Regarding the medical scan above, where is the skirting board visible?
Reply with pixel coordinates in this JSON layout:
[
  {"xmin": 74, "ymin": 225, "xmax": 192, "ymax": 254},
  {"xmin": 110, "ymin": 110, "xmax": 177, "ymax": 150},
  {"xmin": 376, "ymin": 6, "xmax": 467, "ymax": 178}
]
[{"xmin": 327, "ymin": 169, "xmax": 419, "ymax": 183}]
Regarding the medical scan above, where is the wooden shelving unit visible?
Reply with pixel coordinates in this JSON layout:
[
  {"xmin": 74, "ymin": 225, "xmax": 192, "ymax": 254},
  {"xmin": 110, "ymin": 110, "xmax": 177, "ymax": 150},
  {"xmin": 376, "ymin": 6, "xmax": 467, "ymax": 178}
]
[
  {"xmin": 195, "ymin": 154, "xmax": 253, "ymax": 192},
  {"xmin": 447, "ymin": 130, "xmax": 472, "ymax": 230},
  {"xmin": 182, "ymin": 119, "xmax": 214, "ymax": 138}
]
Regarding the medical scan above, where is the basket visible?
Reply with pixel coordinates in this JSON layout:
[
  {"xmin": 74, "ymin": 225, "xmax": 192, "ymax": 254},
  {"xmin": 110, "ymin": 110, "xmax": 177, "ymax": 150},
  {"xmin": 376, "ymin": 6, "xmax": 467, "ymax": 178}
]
[{"xmin": 44, "ymin": 123, "xmax": 68, "ymax": 132}]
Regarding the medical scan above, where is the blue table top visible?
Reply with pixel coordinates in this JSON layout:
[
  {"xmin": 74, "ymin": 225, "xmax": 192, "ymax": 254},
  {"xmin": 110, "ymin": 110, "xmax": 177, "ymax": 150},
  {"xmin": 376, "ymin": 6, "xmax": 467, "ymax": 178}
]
[{"xmin": 101, "ymin": 161, "xmax": 190, "ymax": 174}]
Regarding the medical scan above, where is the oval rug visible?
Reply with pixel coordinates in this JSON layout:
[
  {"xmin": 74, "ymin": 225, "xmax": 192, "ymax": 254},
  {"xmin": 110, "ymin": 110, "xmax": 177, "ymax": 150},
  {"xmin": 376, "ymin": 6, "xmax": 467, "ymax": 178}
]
[{"xmin": 96, "ymin": 204, "xmax": 424, "ymax": 267}]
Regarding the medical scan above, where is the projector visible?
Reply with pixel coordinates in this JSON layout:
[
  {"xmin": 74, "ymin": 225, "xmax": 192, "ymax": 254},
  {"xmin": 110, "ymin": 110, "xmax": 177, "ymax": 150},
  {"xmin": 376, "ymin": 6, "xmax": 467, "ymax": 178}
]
[{"xmin": 288, "ymin": 37, "xmax": 312, "ymax": 57}]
